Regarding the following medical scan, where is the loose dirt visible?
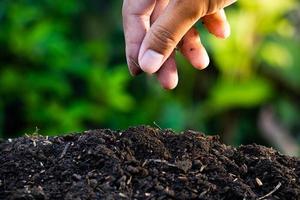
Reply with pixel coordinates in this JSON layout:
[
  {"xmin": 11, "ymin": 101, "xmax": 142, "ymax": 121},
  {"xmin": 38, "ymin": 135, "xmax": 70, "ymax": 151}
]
[{"xmin": 0, "ymin": 126, "xmax": 299, "ymax": 199}]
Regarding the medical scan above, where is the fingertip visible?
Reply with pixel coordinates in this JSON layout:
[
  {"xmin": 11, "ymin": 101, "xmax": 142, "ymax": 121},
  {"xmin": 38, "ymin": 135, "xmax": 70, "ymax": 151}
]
[
  {"xmin": 181, "ymin": 42, "xmax": 210, "ymax": 70},
  {"xmin": 203, "ymin": 9, "xmax": 231, "ymax": 39},
  {"xmin": 206, "ymin": 21, "xmax": 230, "ymax": 39},
  {"xmin": 139, "ymin": 49, "xmax": 164, "ymax": 74},
  {"xmin": 129, "ymin": 68, "xmax": 143, "ymax": 76},
  {"xmin": 160, "ymin": 74, "xmax": 178, "ymax": 90},
  {"xmin": 157, "ymin": 55, "xmax": 178, "ymax": 90},
  {"xmin": 216, "ymin": 22, "xmax": 231, "ymax": 39},
  {"xmin": 223, "ymin": 22, "xmax": 231, "ymax": 38},
  {"xmin": 127, "ymin": 57, "xmax": 143, "ymax": 76},
  {"xmin": 192, "ymin": 49, "xmax": 210, "ymax": 70}
]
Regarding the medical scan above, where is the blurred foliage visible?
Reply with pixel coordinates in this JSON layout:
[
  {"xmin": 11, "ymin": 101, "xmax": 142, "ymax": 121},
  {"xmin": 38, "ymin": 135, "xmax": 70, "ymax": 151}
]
[{"xmin": 0, "ymin": 0, "xmax": 299, "ymax": 152}]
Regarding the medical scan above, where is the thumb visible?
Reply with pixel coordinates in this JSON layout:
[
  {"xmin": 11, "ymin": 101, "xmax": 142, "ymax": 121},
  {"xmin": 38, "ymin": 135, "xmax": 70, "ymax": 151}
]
[{"xmin": 138, "ymin": 0, "xmax": 236, "ymax": 74}]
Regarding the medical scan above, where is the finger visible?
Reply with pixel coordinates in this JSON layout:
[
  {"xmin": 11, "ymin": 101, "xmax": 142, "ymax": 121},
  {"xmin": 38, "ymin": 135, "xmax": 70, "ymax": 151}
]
[
  {"xmin": 157, "ymin": 51, "xmax": 178, "ymax": 90},
  {"xmin": 122, "ymin": 0, "xmax": 156, "ymax": 76},
  {"xmin": 180, "ymin": 27, "xmax": 210, "ymax": 70},
  {"xmin": 151, "ymin": 0, "xmax": 179, "ymax": 89},
  {"xmin": 138, "ymin": 0, "xmax": 237, "ymax": 74},
  {"xmin": 206, "ymin": 0, "xmax": 237, "ymax": 15},
  {"xmin": 150, "ymin": 0, "xmax": 169, "ymax": 24},
  {"xmin": 202, "ymin": 9, "xmax": 230, "ymax": 39}
]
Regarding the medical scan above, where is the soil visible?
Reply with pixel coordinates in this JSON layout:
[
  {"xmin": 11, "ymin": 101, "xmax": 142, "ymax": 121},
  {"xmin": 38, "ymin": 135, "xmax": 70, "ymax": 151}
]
[{"xmin": 0, "ymin": 126, "xmax": 299, "ymax": 200}]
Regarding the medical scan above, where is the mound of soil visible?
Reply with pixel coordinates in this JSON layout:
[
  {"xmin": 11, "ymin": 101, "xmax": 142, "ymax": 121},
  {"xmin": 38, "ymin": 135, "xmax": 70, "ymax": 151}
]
[{"xmin": 0, "ymin": 126, "xmax": 299, "ymax": 200}]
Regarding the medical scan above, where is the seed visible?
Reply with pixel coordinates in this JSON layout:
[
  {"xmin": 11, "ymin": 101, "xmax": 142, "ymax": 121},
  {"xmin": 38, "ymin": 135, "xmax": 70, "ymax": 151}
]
[{"xmin": 256, "ymin": 177, "xmax": 263, "ymax": 186}]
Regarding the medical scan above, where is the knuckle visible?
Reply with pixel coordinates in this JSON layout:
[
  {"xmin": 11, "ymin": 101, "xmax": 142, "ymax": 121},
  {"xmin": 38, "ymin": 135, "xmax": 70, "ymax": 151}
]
[
  {"xmin": 149, "ymin": 25, "xmax": 177, "ymax": 52},
  {"xmin": 173, "ymin": 0, "xmax": 203, "ymax": 19},
  {"xmin": 205, "ymin": 0, "xmax": 216, "ymax": 15},
  {"xmin": 173, "ymin": 0, "xmax": 222, "ymax": 17},
  {"xmin": 205, "ymin": 0, "xmax": 223, "ymax": 15}
]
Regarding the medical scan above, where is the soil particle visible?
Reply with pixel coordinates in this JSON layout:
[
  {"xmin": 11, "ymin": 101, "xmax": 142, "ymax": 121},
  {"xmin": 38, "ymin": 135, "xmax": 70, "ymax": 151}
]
[{"xmin": 0, "ymin": 125, "xmax": 299, "ymax": 199}]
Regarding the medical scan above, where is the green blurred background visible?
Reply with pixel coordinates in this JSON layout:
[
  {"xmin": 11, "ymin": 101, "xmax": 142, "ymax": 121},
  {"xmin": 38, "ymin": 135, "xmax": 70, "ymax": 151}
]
[{"xmin": 0, "ymin": 0, "xmax": 299, "ymax": 156}]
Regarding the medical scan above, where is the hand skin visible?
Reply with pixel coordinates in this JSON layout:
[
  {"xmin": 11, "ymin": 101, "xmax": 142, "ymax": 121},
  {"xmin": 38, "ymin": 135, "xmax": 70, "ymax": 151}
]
[{"xmin": 122, "ymin": 0, "xmax": 236, "ymax": 89}]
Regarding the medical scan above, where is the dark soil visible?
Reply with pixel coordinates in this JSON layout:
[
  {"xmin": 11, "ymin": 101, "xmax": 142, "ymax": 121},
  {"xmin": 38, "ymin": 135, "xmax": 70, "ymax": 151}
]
[{"xmin": 0, "ymin": 126, "xmax": 299, "ymax": 200}]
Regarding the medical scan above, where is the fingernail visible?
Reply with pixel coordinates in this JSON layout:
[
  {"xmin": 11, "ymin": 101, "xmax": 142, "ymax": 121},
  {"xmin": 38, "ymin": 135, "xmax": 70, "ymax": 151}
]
[{"xmin": 139, "ymin": 50, "xmax": 164, "ymax": 74}]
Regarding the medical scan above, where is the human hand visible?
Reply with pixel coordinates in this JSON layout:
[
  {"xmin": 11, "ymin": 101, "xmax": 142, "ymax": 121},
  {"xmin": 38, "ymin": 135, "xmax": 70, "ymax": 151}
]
[{"xmin": 122, "ymin": 0, "xmax": 236, "ymax": 89}]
